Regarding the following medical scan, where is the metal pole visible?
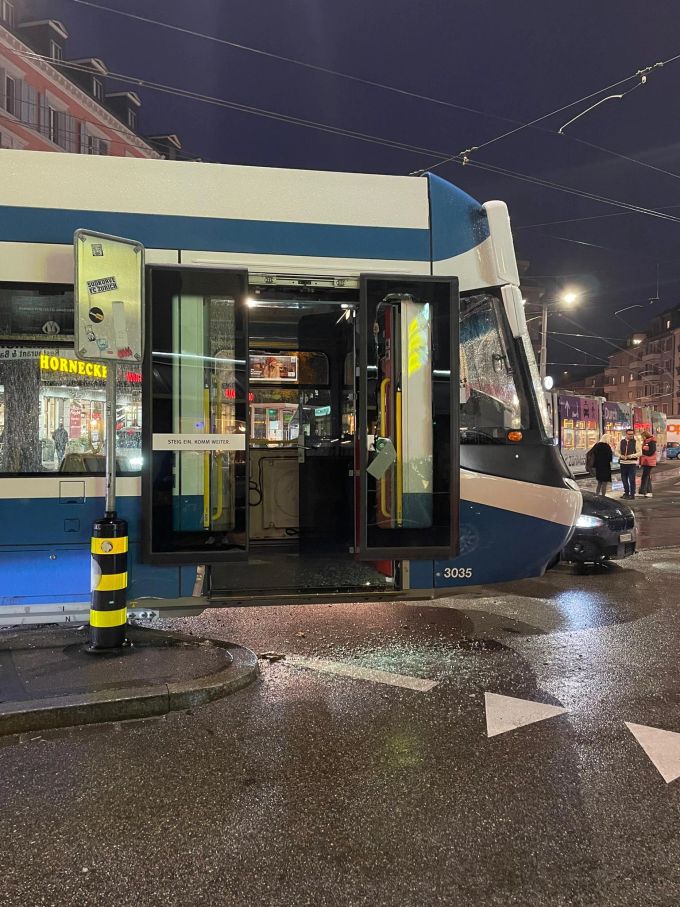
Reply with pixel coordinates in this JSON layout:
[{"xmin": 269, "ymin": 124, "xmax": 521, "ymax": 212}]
[
  {"xmin": 88, "ymin": 363, "xmax": 128, "ymax": 652},
  {"xmin": 539, "ymin": 301, "xmax": 548, "ymax": 382},
  {"xmin": 105, "ymin": 366, "xmax": 116, "ymax": 516}
]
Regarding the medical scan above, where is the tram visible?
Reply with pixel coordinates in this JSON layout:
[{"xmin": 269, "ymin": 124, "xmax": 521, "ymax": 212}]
[{"xmin": 0, "ymin": 150, "xmax": 580, "ymax": 623}]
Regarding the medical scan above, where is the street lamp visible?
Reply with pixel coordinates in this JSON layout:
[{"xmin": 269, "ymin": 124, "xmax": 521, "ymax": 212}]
[{"xmin": 539, "ymin": 290, "xmax": 580, "ymax": 381}]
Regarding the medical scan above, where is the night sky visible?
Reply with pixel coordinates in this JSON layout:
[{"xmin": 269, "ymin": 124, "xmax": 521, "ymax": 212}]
[{"xmin": 15, "ymin": 0, "xmax": 680, "ymax": 379}]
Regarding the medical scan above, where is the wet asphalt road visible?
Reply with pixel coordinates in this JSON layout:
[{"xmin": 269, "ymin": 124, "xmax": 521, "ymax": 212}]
[{"xmin": 2, "ymin": 482, "xmax": 680, "ymax": 905}]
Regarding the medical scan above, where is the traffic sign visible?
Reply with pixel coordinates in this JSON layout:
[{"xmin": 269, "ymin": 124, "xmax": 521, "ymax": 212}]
[{"xmin": 74, "ymin": 230, "xmax": 144, "ymax": 363}]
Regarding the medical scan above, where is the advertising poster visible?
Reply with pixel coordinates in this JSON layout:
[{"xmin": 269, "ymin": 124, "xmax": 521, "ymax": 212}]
[
  {"xmin": 250, "ymin": 354, "xmax": 298, "ymax": 382},
  {"xmin": 69, "ymin": 405, "xmax": 82, "ymax": 439}
]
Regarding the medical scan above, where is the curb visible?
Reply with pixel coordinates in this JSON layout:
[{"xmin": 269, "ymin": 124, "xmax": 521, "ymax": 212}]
[{"xmin": 0, "ymin": 637, "xmax": 259, "ymax": 737}]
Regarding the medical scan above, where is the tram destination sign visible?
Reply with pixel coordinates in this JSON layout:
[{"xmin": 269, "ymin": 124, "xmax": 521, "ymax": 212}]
[{"xmin": 74, "ymin": 230, "xmax": 145, "ymax": 363}]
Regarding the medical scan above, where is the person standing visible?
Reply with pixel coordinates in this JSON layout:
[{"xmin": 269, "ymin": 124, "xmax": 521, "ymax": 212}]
[
  {"xmin": 619, "ymin": 428, "xmax": 639, "ymax": 499},
  {"xmin": 52, "ymin": 420, "xmax": 68, "ymax": 464},
  {"xmin": 639, "ymin": 431, "xmax": 657, "ymax": 497},
  {"xmin": 591, "ymin": 435, "xmax": 613, "ymax": 496}
]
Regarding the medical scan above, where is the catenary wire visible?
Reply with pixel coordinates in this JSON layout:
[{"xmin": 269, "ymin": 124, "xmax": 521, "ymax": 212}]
[
  {"xmin": 11, "ymin": 50, "xmax": 680, "ymax": 232},
  {"xmin": 421, "ymin": 53, "xmax": 680, "ymax": 174},
  {"xmin": 65, "ymin": 0, "xmax": 529, "ymax": 128},
  {"xmin": 61, "ymin": 0, "xmax": 680, "ymax": 203}
]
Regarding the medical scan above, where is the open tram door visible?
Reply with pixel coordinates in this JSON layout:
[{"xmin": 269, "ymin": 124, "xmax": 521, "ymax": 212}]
[
  {"xmin": 143, "ymin": 267, "xmax": 251, "ymax": 566},
  {"xmin": 358, "ymin": 276, "xmax": 460, "ymax": 566}
]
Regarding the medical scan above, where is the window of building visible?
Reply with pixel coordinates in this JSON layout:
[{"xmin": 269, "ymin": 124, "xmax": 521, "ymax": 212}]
[
  {"xmin": 630, "ymin": 373, "xmax": 634, "ymax": 381},
  {"xmin": 620, "ymin": 375, "xmax": 625, "ymax": 383},
  {"xmin": 92, "ymin": 78, "xmax": 103, "ymax": 101},
  {"xmin": 128, "ymin": 109, "xmax": 137, "ymax": 131},
  {"xmin": 49, "ymin": 41, "xmax": 63, "ymax": 62},
  {"xmin": 98, "ymin": 138, "xmax": 109, "ymax": 155},
  {"xmin": 47, "ymin": 106, "xmax": 57, "ymax": 143},
  {"xmin": 1, "ymin": 1, "xmax": 14, "ymax": 28},
  {"xmin": 628, "ymin": 391, "xmax": 633, "ymax": 400},
  {"xmin": 5, "ymin": 75, "xmax": 15, "ymax": 116},
  {"xmin": 667, "ymin": 320, "xmax": 672, "ymax": 330}
]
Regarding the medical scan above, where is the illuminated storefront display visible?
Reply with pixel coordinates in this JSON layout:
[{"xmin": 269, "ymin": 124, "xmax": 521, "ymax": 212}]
[
  {"xmin": 557, "ymin": 395, "xmax": 601, "ymax": 474},
  {"xmin": 603, "ymin": 401, "xmax": 633, "ymax": 465},
  {"xmin": 0, "ymin": 347, "xmax": 141, "ymax": 472}
]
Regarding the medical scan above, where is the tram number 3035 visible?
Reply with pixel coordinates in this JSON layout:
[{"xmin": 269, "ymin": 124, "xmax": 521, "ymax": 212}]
[{"xmin": 441, "ymin": 567, "xmax": 473, "ymax": 579}]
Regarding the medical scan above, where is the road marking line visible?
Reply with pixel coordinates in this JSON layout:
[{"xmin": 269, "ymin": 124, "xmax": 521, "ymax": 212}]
[
  {"xmin": 625, "ymin": 722, "xmax": 680, "ymax": 783},
  {"xmin": 285, "ymin": 656, "xmax": 438, "ymax": 692},
  {"xmin": 485, "ymin": 692, "xmax": 568, "ymax": 737}
]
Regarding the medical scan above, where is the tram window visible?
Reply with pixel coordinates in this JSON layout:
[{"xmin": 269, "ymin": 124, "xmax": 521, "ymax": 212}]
[
  {"xmin": 0, "ymin": 284, "xmax": 74, "ymax": 340},
  {"xmin": 0, "ymin": 348, "xmax": 141, "ymax": 474},
  {"xmin": 459, "ymin": 294, "xmax": 527, "ymax": 439}
]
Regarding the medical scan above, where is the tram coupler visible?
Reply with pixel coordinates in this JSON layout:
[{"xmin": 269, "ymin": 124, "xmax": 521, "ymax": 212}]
[{"xmin": 87, "ymin": 513, "xmax": 129, "ymax": 653}]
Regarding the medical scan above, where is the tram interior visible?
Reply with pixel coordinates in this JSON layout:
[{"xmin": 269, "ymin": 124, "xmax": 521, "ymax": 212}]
[{"xmin": 209, "ymin": 285, "xmax": 392, "ymax": 595}]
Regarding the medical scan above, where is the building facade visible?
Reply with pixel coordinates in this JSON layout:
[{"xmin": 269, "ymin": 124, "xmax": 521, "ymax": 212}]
[
  {"xmin": 558, "ymin": 308, "xmax": 680, "ymax": 417},
  {"xmin": 0, "ymin": 2, "xmax": 175, "ymax": 157},
  {"xmin": 604, "ymin": 309, "xmax": 680, "ymax": 416}
]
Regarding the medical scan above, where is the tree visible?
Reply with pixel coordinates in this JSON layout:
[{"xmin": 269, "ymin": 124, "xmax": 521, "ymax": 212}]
[{"xmin": 0, "ymin": 358, "xmax": 41, "ymax": 472}]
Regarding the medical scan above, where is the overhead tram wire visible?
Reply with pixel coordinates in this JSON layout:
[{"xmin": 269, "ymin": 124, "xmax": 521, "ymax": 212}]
[
  {"xmin": 518, "ymin": 203, "xmax": 680, "ymax": 230},
  {"xmin": 66, "ymin": 0, "xmax": 680, "ymax": 206},
  {"xmin": 416, "ymin": 51, "xmax": 680, "ymax": 176},
  {"xmin": 0, "ymin": 102, "xmax": 208, "ymax": 162},
  {"xmin": 13, "ymin": 49, "xmax": 680, "ymax": 230},
  {"xmin": 11, "ymin": 49, "xmax": 456, "ymax": 163},
  {"xmin": 63, "ymin": 0, "xmax": 680, "ymax": 235},
  {"xmin": 64, "ymin": 0, "xmax": 529, "ymax": 129},
  {"xmin": 549, "ymin": 336, "xmax": 609, "ymax": 365}
]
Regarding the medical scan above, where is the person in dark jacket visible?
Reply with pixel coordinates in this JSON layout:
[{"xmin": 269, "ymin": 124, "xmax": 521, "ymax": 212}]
[
  {"xmin": 591, "ymin": 435, "xmax": 613, "ymax": 495},
  {"xmin": 619, "ymin": 429, "xmax": 639, "ymax": 499},
  {"xmin": 639, "ymin": 432, "xmax": 657, "ymax": 497}
]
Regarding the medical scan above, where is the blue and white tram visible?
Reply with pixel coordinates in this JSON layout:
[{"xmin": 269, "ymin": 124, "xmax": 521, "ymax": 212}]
[{"xmin": 0, "ymin": 150, "xmax": 580, "ymax": 623}]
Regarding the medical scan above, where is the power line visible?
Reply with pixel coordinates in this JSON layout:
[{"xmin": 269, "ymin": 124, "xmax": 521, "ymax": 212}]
[
  {"xmin": 517, "ymin": 203, "xmax": 680, "ymax": 230},
  {"xmin": 0, "ymin": 101, "xmax": 207, "ymax": 161},
  {"xmin": 549, "ymin": 335, "xmax": 610, "ymax": 364},
  {"xmin": 12, "ymin": 49, "xmax": 680, "ymax": 232},
  {"xmin": 65, "ymin": 0, "xmax": 526, "ymax": 129},
  {"xmin": 421, "ymin": 52, "xmax": 680, "ymax": 174},
  {"xmin": 61, "ymin": 0, "xmax": 680, "ymax": 207},
  {"xmin": 11, "ymin": 49, "xmax": 456, "ymax": 161},
  {"xmin": 464, "ymin": 158, "xmax": 680, "ymax": 224},
  {"xmin": 549, "ymin": 331, "xmax": 629, "ymax": 341}
]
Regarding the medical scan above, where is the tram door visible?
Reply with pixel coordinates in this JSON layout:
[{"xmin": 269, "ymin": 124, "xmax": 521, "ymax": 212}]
[
  {"xmin": 144, "ymin": 268, "xmax": 459, "ymax": 595},
  {"xmin": 358, "ymin": 276, "xmax": 460, "ymax": 561}
]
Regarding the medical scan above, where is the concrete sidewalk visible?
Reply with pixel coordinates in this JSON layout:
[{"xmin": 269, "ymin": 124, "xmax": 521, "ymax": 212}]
[{"xmin": 0, "ymin": 624, "xmax": 258, "ymax": 736}]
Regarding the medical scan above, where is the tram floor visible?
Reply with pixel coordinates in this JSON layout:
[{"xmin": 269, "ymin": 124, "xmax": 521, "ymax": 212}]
[{"xmin": 209, "ymin": 546, "xmax": 395, "ymax": 595}]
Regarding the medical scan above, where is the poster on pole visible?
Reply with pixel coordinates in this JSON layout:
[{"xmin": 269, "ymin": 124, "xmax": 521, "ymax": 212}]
[{"xmin": 74, "ymin": 230, "xmax": 145, "ymax": 362}]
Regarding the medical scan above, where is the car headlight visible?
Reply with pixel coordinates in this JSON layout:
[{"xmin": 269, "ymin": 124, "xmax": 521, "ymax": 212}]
[{"xmin": 576, "ymin": 514, "xmax": 605, "ymax": 529}]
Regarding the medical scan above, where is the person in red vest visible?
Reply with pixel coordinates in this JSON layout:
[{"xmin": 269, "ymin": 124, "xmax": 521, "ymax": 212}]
[{"xmin": 639, "ymin": 431, "xmax": 657, "ymax": 497}]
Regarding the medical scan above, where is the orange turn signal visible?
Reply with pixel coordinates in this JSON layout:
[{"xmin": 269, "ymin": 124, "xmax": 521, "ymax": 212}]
[{"xmin": 507, "ymin": 431, "xmax": 523, "ymax": 443}]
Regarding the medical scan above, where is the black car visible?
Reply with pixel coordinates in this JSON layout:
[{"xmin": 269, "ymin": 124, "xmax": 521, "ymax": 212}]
[{"xmin": 561, "ymin": 491, "xmax": 637, "ymax": 564}]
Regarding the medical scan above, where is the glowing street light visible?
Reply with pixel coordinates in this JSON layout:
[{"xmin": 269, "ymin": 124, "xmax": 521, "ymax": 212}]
[{"xmin": 539, "ymin": 287, "xmax": 582, "ymax": 380}]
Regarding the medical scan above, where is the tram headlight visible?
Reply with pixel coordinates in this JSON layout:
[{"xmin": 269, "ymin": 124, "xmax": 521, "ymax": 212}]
[{"xmin": 575, "ymin": 514, "xmax": 605, "ymax": 529}]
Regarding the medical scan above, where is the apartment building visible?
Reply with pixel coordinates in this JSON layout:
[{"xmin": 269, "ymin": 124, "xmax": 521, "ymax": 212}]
[
  {"xmin": 0, "ymin": 1, "xmax": 182, "ymax": 158},
  {"xmin": 603, "ymin": 310, "xmax": 680, "ymax": 416}
]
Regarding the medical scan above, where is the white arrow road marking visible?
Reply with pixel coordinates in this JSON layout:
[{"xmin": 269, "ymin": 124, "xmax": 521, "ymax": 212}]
[
  {"xmin": 485, "ymin": 692, "xmax": 568, "ymax": 738},
  {"xmin": 285, "ymin": 656, "xmax": 438, "ymax": 692},
  {"xmin": 625, "ymin": 722, "xmax": 680, "ymax": 783}
]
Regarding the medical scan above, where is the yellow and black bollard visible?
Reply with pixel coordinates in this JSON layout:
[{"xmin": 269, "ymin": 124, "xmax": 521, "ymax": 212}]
[{"xmin": 89, "ymin": 516, "xmax": 128, "ymax": 650}]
